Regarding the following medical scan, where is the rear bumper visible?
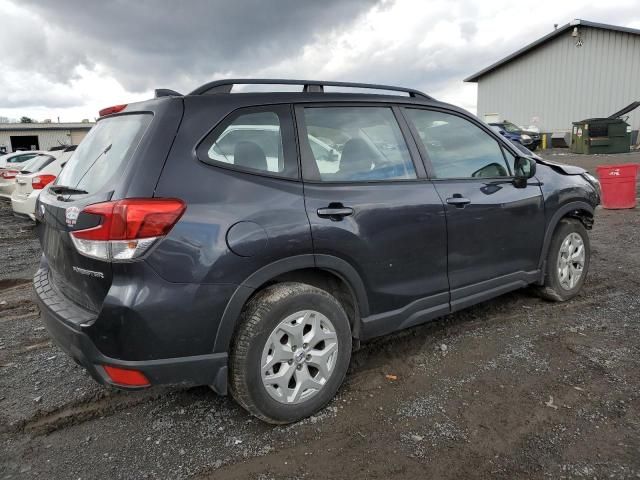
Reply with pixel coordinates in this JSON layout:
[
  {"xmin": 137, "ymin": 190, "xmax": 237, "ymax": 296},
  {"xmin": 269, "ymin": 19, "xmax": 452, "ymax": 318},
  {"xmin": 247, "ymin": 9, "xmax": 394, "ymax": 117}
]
[
  {"xmin": 0, "ymin": 181, "xmax": 15, "ymax": 198},
  {"xmin": 33, "ymin": 266, "xmax": 228, "ymax": 394},
  {"xmin": 11, "ymin": 189, "xmax": 37, "ymax": 220}
]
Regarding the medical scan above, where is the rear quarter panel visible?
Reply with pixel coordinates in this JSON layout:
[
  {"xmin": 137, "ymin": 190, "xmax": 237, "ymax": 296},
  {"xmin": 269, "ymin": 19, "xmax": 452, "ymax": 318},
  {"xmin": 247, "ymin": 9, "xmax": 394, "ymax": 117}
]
[{"xmin": 151, "ymin": 96, "xmax": 313, "ymax": 285}]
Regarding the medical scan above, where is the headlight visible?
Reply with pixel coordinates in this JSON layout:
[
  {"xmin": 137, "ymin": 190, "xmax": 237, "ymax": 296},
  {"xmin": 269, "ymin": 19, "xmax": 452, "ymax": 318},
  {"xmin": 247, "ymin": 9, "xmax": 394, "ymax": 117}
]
[
  {"xmin": 520, "ymin": 134, "xmax": 532, "ymax": 142},
  {"xmin": 582, "ymin": 172, "xmax": 601, "ymax": 195}
]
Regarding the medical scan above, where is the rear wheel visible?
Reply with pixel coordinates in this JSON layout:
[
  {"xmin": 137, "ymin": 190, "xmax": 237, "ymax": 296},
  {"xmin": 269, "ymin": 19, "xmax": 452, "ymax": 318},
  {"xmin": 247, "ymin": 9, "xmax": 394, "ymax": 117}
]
[
  {"xmin": 229, "ymin": 282, "xmax": 352, "ymax": 424},
  {"xmin": 537, "ymin": 218, "xmax": 590, "ymax": 302}
]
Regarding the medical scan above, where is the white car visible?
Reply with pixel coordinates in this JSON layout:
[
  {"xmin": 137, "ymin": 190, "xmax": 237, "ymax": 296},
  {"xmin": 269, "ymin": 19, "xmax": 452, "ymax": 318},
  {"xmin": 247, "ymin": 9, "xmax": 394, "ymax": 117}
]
[
  {"xmin": 0, "ymin": 151, "xmax": 45, "ymax": 198},
  {"xmin": 11, "ymin": 147, "xmax": 76, "ymax": 220},
  {"xmin": 0, "ymin": 150, "xmax": 48, "ymax": 199},
  {"xmin": 0, "ymin": 150, "xmax": 44, "ymax": 169},
  {"xmin": 0, "ymin": 154, "xmax": 45, "ymax": 198}
]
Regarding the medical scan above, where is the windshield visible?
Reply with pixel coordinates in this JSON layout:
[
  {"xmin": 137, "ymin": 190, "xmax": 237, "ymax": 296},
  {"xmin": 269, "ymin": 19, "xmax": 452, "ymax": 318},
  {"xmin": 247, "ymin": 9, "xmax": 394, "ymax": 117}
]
[
  {"xmin": 55, "ymin": 114, "xmax": 152, "ymax": 193},
  {"xmin": 21, "ymin": 154, "xmax": 55, "ymax": 173}
]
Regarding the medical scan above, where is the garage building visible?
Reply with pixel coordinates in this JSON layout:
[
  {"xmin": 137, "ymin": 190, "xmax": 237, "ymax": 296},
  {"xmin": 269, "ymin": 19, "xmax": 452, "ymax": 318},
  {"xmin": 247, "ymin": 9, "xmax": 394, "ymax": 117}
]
[
  {"xmin": 465, "ymin": 19, "xmax": 640, "ymax": 140},
  {"xmin": 0, "ymin": 121, "xmax": 94, "ymax": 153}
]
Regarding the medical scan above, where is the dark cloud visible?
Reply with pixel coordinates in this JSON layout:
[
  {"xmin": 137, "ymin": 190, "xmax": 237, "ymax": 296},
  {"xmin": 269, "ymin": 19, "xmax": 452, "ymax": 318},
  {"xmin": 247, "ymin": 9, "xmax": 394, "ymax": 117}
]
[
  {"xmin": 9, "ymin": 0, "xmax": 380, "ymax": 93},
  {"xmin": 1, "ymin": 0, "xmax": 640, "ymax": 114}
]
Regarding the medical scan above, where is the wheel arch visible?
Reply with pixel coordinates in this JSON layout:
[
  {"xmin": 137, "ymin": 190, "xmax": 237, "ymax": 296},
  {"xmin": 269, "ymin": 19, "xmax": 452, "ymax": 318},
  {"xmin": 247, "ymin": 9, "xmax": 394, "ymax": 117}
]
[
  {"xmin": 212, "ymin": 254, "xmax": 369, "ymax": 353},
  {"xmin": 537, "ymin": 200, "xmax": 594, "ymax": 279}
]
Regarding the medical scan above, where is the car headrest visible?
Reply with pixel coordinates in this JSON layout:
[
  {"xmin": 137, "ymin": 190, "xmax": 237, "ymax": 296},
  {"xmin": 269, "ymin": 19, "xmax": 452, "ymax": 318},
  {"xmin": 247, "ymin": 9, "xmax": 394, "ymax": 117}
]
[{"xmin": 234, "ymin": 141, "xmax": 268, "ymax": 171}]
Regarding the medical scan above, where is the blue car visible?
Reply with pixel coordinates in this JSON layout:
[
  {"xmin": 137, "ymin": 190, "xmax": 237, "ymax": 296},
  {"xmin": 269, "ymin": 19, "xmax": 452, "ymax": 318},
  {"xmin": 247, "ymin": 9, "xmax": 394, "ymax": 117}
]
[
  {"xmin": 489, "ymin": 124, "xmax": 533, "ymax": 147},
  {"xmin": 490, "ymin": 121, "xmax": 540, "ymax": 150}
]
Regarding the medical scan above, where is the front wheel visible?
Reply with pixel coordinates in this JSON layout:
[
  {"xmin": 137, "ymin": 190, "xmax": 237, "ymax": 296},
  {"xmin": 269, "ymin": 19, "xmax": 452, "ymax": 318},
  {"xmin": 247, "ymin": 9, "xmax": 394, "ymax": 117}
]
[
  {"xmin": 229, "ymin": 282, "xmax": 352, "ymax": 424},
  {"xmin": 537, "ymin": 218, "xmax": 590, "ymax": 302}
]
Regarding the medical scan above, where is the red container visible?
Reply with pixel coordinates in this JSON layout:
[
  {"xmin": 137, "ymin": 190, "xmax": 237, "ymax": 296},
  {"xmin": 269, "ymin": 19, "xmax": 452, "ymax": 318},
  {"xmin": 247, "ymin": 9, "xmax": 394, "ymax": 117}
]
[{"xmin": 596, "ymin": 163, "xmax": 639, "ymax": 209}]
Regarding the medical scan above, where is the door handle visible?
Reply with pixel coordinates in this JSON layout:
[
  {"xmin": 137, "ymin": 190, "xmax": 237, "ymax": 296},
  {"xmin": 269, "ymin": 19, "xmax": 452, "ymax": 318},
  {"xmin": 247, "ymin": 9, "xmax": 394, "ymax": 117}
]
[
  {"xmin": 446, "ymin": 196, "xmax": 471, "ymax": 207},
  {"xmin": 317, "ymin": 205, "xmax": 354, "ymax": 220}
]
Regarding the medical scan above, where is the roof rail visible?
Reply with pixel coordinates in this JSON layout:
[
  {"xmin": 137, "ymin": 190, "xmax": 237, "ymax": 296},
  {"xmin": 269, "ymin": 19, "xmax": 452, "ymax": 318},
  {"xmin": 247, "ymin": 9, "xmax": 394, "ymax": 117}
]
[{"xmin": 188, "ymin": 79, "xmax": 432, "ymax": 99}]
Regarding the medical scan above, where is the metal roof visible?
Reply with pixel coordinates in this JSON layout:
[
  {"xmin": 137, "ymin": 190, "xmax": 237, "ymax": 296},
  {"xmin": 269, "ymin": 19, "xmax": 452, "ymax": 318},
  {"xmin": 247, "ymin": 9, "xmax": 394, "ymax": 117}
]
[
  {"xmin": 464, "ymin": 19, "xmax": 640, "ymax": 82},
  {"xmin": 0, "ymin": 122, "xmax": 94, "ymax": 131}
]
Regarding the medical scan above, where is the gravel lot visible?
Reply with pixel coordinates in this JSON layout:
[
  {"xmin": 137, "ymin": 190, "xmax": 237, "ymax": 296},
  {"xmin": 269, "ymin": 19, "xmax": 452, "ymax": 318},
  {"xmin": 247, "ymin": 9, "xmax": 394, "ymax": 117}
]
[{"xmin": 1, "ymin": 150, "xmax": 639, "ymax": 479}]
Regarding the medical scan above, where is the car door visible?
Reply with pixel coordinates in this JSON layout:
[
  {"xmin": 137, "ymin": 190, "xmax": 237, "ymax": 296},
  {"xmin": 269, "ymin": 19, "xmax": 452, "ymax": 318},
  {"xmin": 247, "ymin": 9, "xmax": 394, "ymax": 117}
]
[
  {"xmin": 403, "ymin": 107, "xmax": 545, "ymax": 311},
  {"xmin": 295, "ymin": 104, "xmax": 449, "ymax": 339}
]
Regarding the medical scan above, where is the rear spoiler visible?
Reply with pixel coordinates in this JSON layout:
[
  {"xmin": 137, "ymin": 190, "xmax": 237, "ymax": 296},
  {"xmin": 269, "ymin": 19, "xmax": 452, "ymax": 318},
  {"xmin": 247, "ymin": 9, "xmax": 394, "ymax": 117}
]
[{"xmin": 155, "ymin": 89, "xmax": 182, "ymax": 98}]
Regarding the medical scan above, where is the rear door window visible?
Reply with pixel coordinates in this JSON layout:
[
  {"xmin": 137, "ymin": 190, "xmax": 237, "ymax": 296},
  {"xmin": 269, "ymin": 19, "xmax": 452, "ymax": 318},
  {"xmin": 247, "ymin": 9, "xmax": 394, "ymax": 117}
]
[
  {"xmin": 299, "ymin": 106, "xmax": 416, "ymax": 182},
  {"xmin": 55, "ymin": 114, "xmax": 152, "ymax": 193}
]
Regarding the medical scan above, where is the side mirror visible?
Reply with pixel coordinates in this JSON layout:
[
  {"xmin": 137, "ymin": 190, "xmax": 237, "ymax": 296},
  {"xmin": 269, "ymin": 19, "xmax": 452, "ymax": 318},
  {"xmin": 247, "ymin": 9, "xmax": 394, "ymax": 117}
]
[{"xmin": 513, "ymin": 157, "xmax": 536, "ymax": 187}]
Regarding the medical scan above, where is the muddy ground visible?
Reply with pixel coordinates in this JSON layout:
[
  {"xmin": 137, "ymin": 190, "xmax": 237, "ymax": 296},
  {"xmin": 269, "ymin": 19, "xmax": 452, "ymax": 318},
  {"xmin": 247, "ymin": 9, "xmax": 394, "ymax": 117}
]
[{"xmin": 1, "ymin": 150, "xmax": 639, "ymax": 479}]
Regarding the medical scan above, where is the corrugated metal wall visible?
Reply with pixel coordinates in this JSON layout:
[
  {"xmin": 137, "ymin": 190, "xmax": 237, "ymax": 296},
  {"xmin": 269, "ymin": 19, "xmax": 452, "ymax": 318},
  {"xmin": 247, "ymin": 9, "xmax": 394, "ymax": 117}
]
[
  {"xmin": 70, "ymin": 130, "xmax": 88, "ymax": 145},
  {"xmin": 477, "ymin": 27, "xmax": 640, "ymax": 133},
  {"xmin": 0, "ymin": 129, "xmax": 87, "ymax": 152}
]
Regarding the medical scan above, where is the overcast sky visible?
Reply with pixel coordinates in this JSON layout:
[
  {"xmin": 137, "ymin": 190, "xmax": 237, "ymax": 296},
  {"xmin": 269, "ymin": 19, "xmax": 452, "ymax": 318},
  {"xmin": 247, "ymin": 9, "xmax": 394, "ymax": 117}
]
[{"xmin": 1, "ymin": 0, "xmax": 639, "ymax": 122}]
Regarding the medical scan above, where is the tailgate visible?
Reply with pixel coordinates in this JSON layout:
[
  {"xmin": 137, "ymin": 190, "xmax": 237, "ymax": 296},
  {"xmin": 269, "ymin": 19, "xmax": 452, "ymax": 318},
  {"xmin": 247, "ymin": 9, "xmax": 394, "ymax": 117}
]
[
  {"xmin": 37, "ymin": 194, "xmax": 113, "ymax": 312},
  {"xmin": 35, "ymin": 98, "xmax": 183, "ymax": 313},
  {"xmin": 36, "ymin": 111, "xmax": 155, "ymax": 312},
  {"xmin": 13, "ymin": 173, "xmax": 31, "ymax": 199}
]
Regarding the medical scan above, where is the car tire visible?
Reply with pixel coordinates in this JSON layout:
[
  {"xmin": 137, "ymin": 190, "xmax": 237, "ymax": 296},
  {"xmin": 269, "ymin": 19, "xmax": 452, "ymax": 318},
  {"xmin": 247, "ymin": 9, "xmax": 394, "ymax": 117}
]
[
  {"xmin": 536, "ymin": 218, "xmax": 590, "ymax": 302},
  {"xmin": 229, "ymin": 282, "xmax": 352, "ymax": 424}
]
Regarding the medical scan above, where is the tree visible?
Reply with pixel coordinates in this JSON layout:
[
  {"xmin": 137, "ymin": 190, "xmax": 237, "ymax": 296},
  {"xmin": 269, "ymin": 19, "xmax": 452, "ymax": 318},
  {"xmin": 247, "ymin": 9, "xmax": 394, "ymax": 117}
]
[{"xmin": 20, "ymin": 116, "xmax": 34, "ymax": 123}]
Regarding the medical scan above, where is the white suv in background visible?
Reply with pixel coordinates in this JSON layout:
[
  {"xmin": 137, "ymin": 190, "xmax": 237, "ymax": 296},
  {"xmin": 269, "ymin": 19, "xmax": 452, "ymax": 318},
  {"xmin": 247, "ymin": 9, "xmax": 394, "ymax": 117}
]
[{"xmin": 11, "ymin": 146, "xmax": 76, "ymax": 220}]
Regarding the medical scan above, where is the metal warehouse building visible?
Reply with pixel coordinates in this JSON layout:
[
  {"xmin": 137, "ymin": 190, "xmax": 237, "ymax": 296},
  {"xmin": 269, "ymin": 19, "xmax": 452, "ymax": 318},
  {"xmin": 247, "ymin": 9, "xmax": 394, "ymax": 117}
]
[
  {"xmin": 0, "ymin": 122, "xmax": 94, "ymax": 153},
  {"xmin": 465, "ymin": 19, "xmax": 640, "ymax": 139}
]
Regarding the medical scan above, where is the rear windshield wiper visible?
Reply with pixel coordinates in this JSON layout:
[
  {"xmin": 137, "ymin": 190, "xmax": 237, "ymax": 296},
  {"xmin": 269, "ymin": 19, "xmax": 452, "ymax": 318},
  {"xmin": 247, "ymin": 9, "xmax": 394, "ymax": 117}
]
[{"xmin": 49, "ymin": 185, "xmax": 89, "ymax": 195}]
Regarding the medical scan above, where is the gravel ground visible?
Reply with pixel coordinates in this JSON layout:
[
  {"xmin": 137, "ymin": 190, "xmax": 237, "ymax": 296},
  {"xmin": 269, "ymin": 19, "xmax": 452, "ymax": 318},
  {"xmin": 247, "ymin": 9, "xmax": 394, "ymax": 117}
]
[{"xmin": 1, "ymin": 150, "xmax": 639, "ymax": 479}]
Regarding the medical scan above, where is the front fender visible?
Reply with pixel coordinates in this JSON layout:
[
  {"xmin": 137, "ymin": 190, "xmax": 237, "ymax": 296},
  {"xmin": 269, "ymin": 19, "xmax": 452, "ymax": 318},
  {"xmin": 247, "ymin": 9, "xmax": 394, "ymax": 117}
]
[{"xmin": 537, "ymin": 200, "xmax": 595, "ymax": 277}]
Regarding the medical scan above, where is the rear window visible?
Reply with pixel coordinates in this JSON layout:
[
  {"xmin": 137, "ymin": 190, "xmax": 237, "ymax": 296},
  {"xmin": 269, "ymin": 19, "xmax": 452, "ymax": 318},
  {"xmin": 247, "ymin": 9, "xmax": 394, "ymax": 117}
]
[
  {"xmin": 55, "ymin": 114, "xmax": 151, "ymax": 193},
  {"xmin": 21, "ymin": 155, "xmax": 54, "ymax": 173},
  {"xmin": 8, "ymin": 153, "xmax": 37, "ymax": 165}
]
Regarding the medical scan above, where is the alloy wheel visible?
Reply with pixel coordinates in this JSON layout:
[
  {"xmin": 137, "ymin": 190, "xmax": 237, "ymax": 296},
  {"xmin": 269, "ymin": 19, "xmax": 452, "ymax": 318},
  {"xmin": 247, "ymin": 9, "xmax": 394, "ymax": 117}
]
[
  {"xmin": 556, "ymin": 232, "xmax": 585, "ymax": 290},
  {"xmin": 260, "ymin": 310, "xmax": 339, "ymax": 404}
]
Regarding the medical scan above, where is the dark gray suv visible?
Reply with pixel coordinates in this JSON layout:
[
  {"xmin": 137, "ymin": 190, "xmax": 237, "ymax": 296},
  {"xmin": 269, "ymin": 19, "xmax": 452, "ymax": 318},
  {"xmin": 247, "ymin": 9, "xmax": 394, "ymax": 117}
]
[{"xmin": 33, "ymin": 79, "xmax": 600, "ymax": 423}]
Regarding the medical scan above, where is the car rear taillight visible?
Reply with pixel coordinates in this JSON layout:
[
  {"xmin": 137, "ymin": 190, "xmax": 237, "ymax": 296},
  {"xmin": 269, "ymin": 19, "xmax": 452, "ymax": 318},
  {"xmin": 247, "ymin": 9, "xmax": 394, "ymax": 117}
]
[
  {"xmin": 98, "ymin": 104, "xmax": 127, "ymax": 117},
  {"xmin": 70, "ymin": 198, "xmax": 185, "ymax": 261},
  {"xmin": 32, "ymin": 174, "xmax": 57, "ymax": 189},
  {"xmin": 1, "ymin": 170, "xmax": 19, "ymax": 179}
]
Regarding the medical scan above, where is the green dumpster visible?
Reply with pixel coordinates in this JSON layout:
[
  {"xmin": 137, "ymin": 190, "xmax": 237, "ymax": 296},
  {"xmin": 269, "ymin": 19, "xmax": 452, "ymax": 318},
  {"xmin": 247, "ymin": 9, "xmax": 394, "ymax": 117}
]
[{"xmin": 570, "ymin": 101, "xmax": 638, "ymax": 154}]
